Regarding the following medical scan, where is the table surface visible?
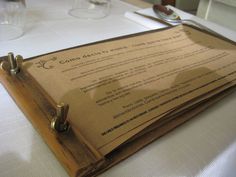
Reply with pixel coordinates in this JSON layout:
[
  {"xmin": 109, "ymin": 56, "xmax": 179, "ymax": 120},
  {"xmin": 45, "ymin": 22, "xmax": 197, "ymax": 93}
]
[{"xmin": 0, "ymin": 1, "xmax": 236, "ymax": 177}]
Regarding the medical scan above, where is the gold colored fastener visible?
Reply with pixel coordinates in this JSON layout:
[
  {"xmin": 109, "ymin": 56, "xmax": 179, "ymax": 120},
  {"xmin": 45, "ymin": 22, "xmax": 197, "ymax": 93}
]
[
  {"xmin": 0, "ymin": 52, "xmax": 23, "ymax": 75},
  {"xmin": 51, "ymin": 103, "xmax": 70, "ymax": 132}
]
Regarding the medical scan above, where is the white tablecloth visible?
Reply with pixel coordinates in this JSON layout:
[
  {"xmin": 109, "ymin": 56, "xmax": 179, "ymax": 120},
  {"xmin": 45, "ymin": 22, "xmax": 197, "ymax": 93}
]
[{"xmin": 1, "ymin": 1, "xmax": 236, "ymax": 177}]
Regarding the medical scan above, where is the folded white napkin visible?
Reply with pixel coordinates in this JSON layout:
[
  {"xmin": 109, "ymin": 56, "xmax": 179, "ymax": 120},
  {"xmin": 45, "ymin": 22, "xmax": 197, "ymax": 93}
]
[{"xmin": 124, "ymin": 10, "xmax": 168, "ymax": 30}]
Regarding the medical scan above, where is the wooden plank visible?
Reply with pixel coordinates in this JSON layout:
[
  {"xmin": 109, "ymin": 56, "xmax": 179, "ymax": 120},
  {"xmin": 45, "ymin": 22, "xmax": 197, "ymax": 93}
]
[
  {"xmin": 0, "ymin": 68, "xmax": 105, "ymax": 177},
  {"xmin": 162, "ymin": 0, "xmax": 176, "ymax": 6}
]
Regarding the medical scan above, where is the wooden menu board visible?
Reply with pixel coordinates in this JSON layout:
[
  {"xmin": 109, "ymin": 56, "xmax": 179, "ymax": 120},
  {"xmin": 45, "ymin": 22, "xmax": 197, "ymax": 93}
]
[{"xmin": 0, "ymin": 25, "xmax": 236, "ymax": 177}]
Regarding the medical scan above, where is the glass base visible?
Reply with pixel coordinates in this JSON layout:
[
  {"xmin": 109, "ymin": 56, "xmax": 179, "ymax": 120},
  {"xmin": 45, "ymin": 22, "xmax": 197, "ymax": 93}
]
[
  {"xmin": 68, "ymin": 8, "xmax": 109, "ymax": 19},
  {"xmin": 0, "ymin": 24, "xmax": 23, "ymax": 41}
]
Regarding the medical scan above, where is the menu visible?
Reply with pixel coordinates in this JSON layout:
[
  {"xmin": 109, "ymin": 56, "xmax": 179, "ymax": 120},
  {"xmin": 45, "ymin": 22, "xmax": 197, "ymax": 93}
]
[{"xmin": 24, "ymin": 25, "xmax": 236, "ymax": 155}]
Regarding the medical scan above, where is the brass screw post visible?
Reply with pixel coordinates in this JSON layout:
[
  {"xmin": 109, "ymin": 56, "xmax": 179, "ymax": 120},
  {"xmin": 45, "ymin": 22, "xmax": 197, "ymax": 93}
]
[{"xmin": 8, "ymin": 52, "xmax": 21, "ymax": 75}]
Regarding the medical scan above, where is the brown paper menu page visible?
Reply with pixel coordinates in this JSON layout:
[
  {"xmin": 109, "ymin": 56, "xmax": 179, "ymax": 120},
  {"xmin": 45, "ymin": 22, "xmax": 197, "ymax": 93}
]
[{"xmin": 24, "ymin": 25, "xmax": 236, "ymax": 155}]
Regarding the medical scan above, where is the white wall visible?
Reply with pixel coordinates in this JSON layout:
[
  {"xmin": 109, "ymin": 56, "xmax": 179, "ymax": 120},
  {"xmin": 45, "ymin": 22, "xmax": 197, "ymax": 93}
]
[{"xmin": 197, "ymin": 0, "xmax": 236, "ymax": 31}]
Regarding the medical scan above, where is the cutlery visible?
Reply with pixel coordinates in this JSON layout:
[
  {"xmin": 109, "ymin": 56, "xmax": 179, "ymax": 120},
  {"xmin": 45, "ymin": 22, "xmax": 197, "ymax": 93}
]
[{"xmin": 153, "ymin": 4, "xmax": 224, "ymax": 38}]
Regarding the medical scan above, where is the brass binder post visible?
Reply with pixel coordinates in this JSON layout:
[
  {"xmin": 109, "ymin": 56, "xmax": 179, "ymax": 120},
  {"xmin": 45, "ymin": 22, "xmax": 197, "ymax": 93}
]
[
  {"xmin": 0, "ymin": 52, "xmax": 23, "ymax": 75},
  {"xmin": 51, "ymin": 103, "xmax": 70, "ymax": 132}
]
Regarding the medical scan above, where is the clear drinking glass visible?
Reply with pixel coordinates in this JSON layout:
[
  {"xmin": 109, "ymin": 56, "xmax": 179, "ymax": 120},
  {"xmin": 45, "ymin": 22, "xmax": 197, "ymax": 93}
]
[
  {"xmin": 0, "ymin": 0, "xmax": 26, "ymax": 41},
  {"xmin": 69, "ymin": 0, "xmax": 111, "ymax": 19}
]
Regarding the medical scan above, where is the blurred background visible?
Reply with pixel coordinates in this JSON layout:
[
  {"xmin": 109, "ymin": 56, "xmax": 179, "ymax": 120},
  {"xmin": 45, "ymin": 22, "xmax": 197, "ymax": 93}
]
[
  {"xmin": 146, "ymin": 0, "xmax": 200, "ymax": 14},
  {"xmin": 144, "ymin": 0, "xmax": 236, "ymax": 31}
]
